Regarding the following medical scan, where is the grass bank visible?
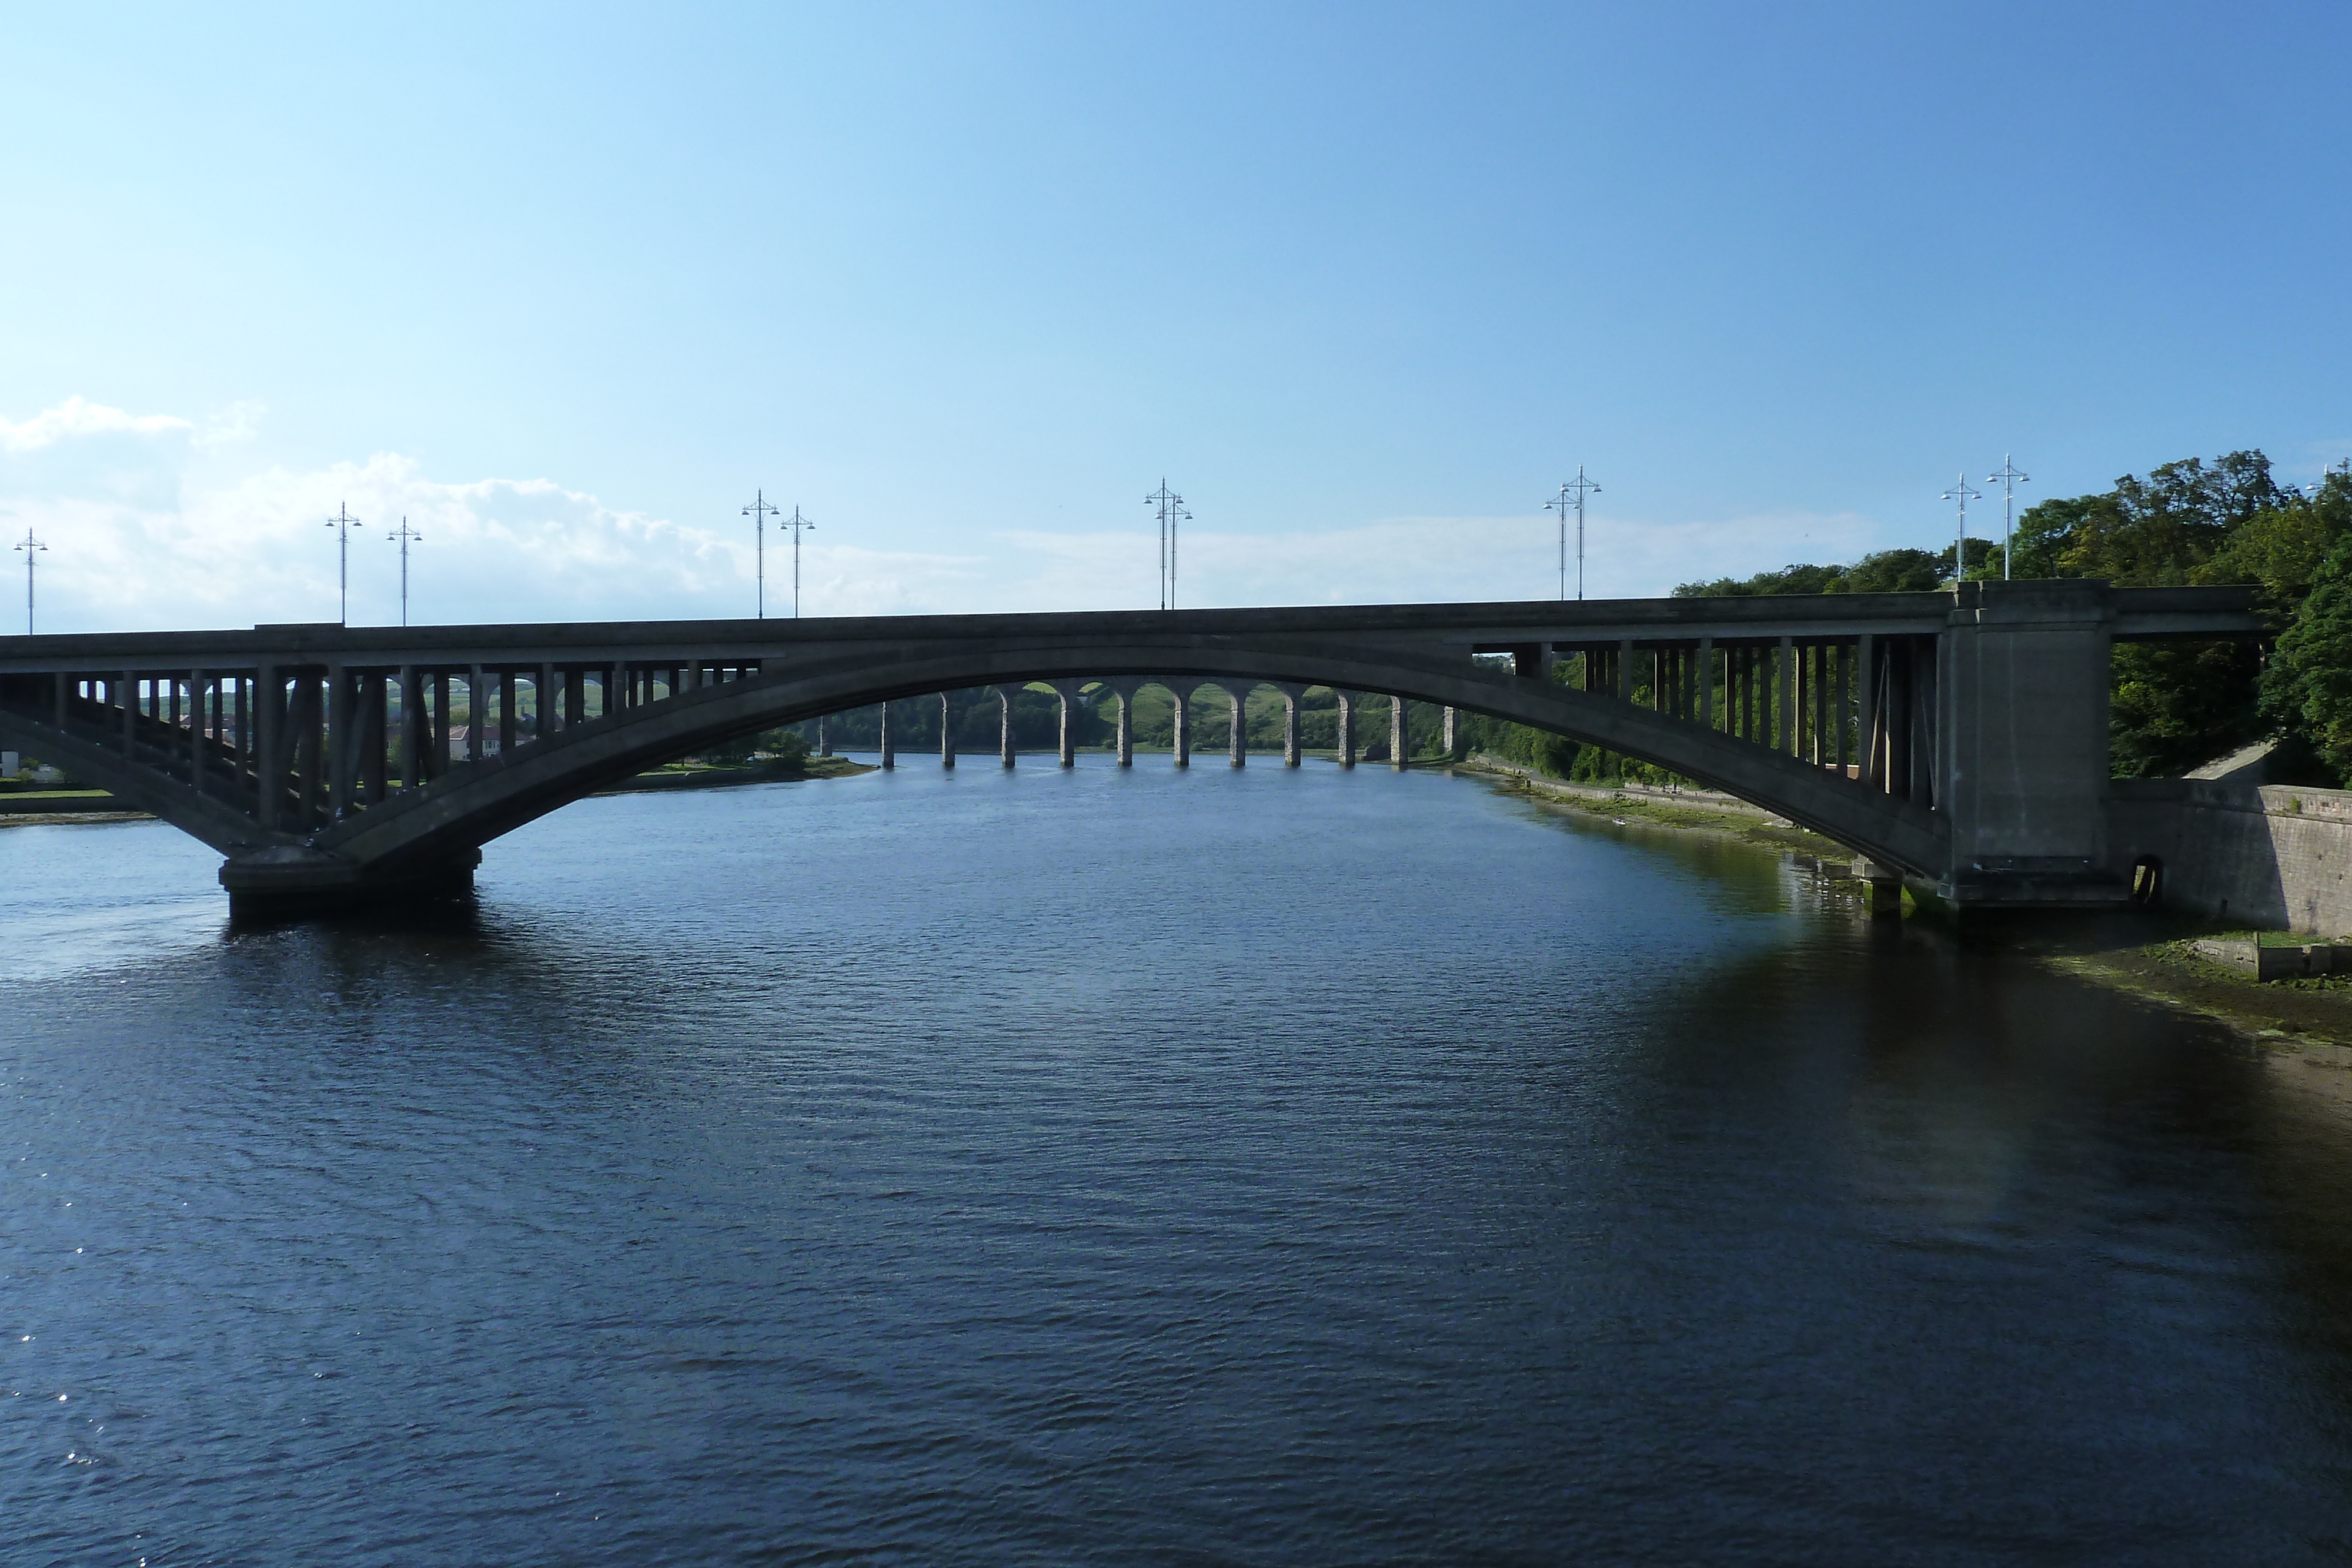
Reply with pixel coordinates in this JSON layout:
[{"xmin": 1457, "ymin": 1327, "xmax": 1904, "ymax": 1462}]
[
  {"xmin": 1458, "ymin": 756, "xmax": 1860, "ymax": 860},
  {"xmin": 596, "ymin": 755, "xmax": 874, "ymax": 793}
]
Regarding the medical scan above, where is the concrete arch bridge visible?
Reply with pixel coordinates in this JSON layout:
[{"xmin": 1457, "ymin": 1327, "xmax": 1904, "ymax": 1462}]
[{"xmin": 0, "ymin": 581, "xmax": 2257, "ymax": 914}]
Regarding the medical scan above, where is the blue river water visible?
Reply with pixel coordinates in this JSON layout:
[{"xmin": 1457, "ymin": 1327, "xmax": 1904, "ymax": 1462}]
[{"xmin": 5, "ymin": 755, "xmax": 2352, "ymax": 1565}]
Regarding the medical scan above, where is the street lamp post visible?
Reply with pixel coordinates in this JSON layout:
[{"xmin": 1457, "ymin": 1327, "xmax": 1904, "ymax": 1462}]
[
  {"xmin": 783, "ymin": 506, "xmax": 816, "ymax": 618},
  {"xmin": 324, "ymin": 502, "xmax": 361, "ymax": 623},
  {"xmin": 1987, "ymin": 456, "xmax": 2030, "ymax": 580},
  {"xmin": 1942, "ymin": 473, "xmax": 1983, "ymax": 588},
  {"xmin": 1545, "ymin": 467, "xmax": 1602, "ymax": 600},
  {"xmin": 14, "ymin": 526, "xmax": 46, "ymax": 634},
  {"xmin": 743, "ymin": 490, "xmax": 781, "ymax": 618},
  {"xmin": 386, "ymin": 516, "xmax": 423, "ymax": 626}
]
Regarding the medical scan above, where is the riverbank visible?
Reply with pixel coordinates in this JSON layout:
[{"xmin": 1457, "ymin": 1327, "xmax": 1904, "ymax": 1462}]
[
  {"xmin": 0, "ymin": 789, "xmax": 151, "ymax": 827},
  {"xmin": 1459, "ymin": 756, "xmax": 1862, "ymax": 861},
  {"xmin": 594, "ymin": 754, "xmax": 874, "ymax": 793},
  {"xmin": 0, "ymin": 755, "xmax": 876, "ymax": 825},
  {"xmin": 1460, "ymin": 755, "xmax": 2352, "ymax": 1054}
]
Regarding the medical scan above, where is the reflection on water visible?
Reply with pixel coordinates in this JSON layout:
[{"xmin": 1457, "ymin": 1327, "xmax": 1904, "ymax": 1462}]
[{"xmin": 4, "ymin": 757, "xmax": 2351, "ymax": 1565}]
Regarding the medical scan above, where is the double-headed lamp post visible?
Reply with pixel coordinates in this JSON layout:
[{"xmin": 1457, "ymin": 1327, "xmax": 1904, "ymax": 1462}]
[
  {"xmin": 1942, "ymin": 473, "xmax": 1983, "ymax": 588},
  {"xmin": 1545, "ymin": 467, "xmax": 1602, "ymax": 601},
  {"xmin": 14, "ymin": 526, "xmax": 46, "ymax": 634},
  {"xmin": 743, "ymin": 490, "xmax": 780, "ymax": 618},
  {"xmin": 324, "ymin": 502, "xmax": 361, "ymax": 624},
  {"xmin": 1987, "ymin": 455, "xmax": 2030, "ymax": 580},
  {"xmin": 386, "ymin": 516, "xmax": 423, "ymax": 626}
]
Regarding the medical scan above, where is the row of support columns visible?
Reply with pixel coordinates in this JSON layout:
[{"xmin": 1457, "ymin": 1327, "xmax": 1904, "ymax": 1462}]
[
  {"xmin": 871, "ymin": 682, "xmax": 1451, "ymax": 773},
  {"xmin": 1512, "ymin": 634, "xmax": 1940, "ymax": 809},
  {"xmin": 39, "ymin": 660, "xmax": 767, "ymax": 830}
]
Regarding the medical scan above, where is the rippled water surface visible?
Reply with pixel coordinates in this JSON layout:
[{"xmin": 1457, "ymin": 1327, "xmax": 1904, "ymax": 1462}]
[{"xmin": 6, "ymin": 757, "xmax": 2352, "ymax": 1565}]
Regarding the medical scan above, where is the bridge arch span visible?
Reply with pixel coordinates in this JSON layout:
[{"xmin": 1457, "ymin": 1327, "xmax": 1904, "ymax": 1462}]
[{"xmin": 279, "ymin": 634, "xmax": 1945, "ymax": 892}]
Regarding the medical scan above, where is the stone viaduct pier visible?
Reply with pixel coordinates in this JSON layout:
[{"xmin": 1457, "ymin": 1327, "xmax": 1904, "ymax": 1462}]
[{"xmin": 0, "ymin": 582, "xmax": 2260, "ymax": 915}]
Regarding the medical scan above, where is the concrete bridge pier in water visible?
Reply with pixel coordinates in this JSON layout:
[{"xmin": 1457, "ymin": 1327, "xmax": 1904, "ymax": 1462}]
[
  {"xmin": 1275, "ymin": 684, "xmax": 1304, "ymax": 767},
  {"xmin": 0, "ymin": 583, "xmax": 2266, "ymax": 915},
  {"xmin": 1051, "ymin": 681, "xmax": 1083, "ymax": 767},
  {"xmin": 1111, "ymin": 680, "xmax": 1137, "ymax": 767},
  {"xmin": 995, "ymin": 685, "xmax": 1018, "ymax": 768}
]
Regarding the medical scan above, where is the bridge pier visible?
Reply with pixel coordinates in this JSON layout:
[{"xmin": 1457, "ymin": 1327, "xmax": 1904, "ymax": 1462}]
[
  {"xmin": 1111, "ymin": 680, "xmax": 1137, "ymax": 766},
  {"xmin": 1336, "ymin": 691, "xmax": 1356, "ymax": 768},
  {"xmin": 940, "ymin": 693, "xmax": 955, "ymax": 770},
  {"xmin": 1051, "ymin": 681, "xmax": 1080, "ymax": 766},
  {"xmin": 1391, "ymin": 694, "xmax": 1406, "ymax": 770},
  {"xmin": 1230, "ymin": 684, "xmax": 1247, "ymax": 767},
  {"xmin": 880, "ymin": 700, "xmax": 895, "ymax": 769},
  {"xmin": 1856, "ymin": 859, "xmax": 1903, "ymax": 917},
  {"xmin": 817, "ymin": 714, "xmax": 831, "ymax": 756},
  {"xmin": 1171, "ymin": 685, "xmax": 1191, "ymax": 768},
  {"xmin": 219, "ymin": 845, "xmax": 482, "ymax": 920},
  {"xmin": 996, "ymin": 686, "xmax": 1017, "ymax": 767},
  {"xmin": 1442, "ymin": 704, "xmax": 1456, "ymax": 761}
]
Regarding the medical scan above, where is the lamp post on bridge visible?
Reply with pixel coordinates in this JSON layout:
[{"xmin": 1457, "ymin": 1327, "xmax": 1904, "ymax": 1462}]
[
  {"xmin": 386, "ymin": 515, "xmax": 422, "ymax": 626},
  {"xmin": 1546, "ymin": 467, "xmax": 1601, "ymax": 600},
  {"xmin": 782, "ymin": 505, "xmax": 816, "ymax": 618},
  {"xmin": 323, "ymin": 502, "xmax": 361, "ymax": 624},
  {"xmin": 743, "ymin": 490, "xmax": 780, "ymax": 618},
  {"xmin": 1987, "ymin": 456, "xmax": 2029, "ymax": 581},
  {"xmin": 1942, "ymin": 473, "xmax": 1983, "ymax": 589},
  {"xmin": 1145, "ymin": 480, "xmax": 1188, "ymax": 610},
  {"xmin": 14, "ymin": 524, "xmax": 45, "ymax": 634}
]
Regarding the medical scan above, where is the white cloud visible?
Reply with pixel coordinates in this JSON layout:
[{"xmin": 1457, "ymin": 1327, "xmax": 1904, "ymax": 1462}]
[
  {"xmin": 997, "ymin": 507, "xmax": 1881, "ymax": 610},
  {"xmin": 195, "ymin": 400, "xmax": 266, "ymax": 448},
  {"xmin": 0, "ymin": 395, "xmax": 192, "ymax": 454},
  {"xmin": 0, "ymin": 395, "xmax": 1897, "ymax": 635}
]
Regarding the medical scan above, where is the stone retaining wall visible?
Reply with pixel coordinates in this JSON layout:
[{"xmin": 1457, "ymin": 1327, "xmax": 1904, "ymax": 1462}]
[{"xmin": 2110, "ymin": 780, "xmax": 2352, "ymax": 936}]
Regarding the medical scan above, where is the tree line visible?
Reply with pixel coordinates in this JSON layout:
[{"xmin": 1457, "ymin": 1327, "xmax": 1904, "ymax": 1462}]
[{"xmin": 1471, "ymin": 452, "xmax": 2352, "ymax": 787}]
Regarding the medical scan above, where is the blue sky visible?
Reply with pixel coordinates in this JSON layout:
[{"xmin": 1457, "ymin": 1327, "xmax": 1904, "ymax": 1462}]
[{"xmin": 5, "ymin": 2, "xmax": 2350, "ymax": 630}]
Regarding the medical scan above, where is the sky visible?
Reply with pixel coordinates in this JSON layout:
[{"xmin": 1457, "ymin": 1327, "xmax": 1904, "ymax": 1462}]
[{"xmin": 5, "ymin": 2, "xmax": 2350, "ymax": 633}]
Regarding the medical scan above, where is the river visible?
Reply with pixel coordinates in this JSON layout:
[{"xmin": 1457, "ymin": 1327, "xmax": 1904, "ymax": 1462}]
[{"xmin": 5, "ymin": 756, "xmax": 2351, "ymax": 1564}]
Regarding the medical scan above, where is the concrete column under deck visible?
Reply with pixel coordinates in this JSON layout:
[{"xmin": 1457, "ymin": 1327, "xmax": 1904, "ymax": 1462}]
[
  {"xmin": 1278, "ymin": 684, "xmax": 1303, "ymax": 767},
  {"xmin": 1336, "ymin": 691, "xmax": 1357, "ymax": 769},
  {"xmin": 1171, "ymin": 686, "xmax": 1191, "ymax": 768},
  {"xmin": 940, "ymin": 692, "xmax": 956, "ymax": 769},
  {"xmin": 1389, "ymin": 694, "xmax": 1406, "ymax": 770},
  {"xmin": 817, "ymin": 714, "xmax": 831, "ymax": 756},
  {"xmin": 1113, "ymin": 681, "xmax": 1135, "ymax": 766},
  {"xmin": 879, "ymin": 700, "xmax": 895, "ymax": 769},
  {"xmin": 1229, "ymin": 684, "xmax": 1246, "ymax": 767},
  {"xmin": 1442, "ymin": 704, "xmax": 1456, "ymax": 760},
  {"xmin": 1053, "ymin": 681, "xmax": 1078, "ymax": 767},
  {"xmin": 996, "ymin": 686, "xmax": 1017, "ymax": 768}
]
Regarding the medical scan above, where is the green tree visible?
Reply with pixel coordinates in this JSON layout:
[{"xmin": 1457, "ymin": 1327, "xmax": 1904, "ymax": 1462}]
[{"xmin": 2262, "ymin": 531, "xmax": 2352, "ymax": 780}]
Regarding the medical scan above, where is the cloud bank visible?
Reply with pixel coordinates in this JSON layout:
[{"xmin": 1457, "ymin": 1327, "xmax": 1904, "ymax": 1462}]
[{"xmin": 1, "ymin": 397, "xmax": 1884, "ymax": 634}]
